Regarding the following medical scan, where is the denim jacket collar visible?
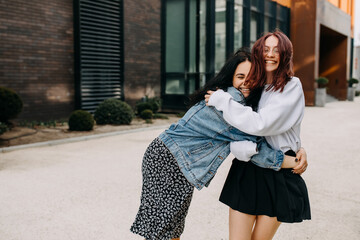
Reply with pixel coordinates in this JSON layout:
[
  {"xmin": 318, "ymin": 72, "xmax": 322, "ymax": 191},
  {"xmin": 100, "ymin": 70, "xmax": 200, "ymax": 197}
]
[{"xmin": 226, "ymin": 87, "xmax": 245, "ymax": 103}]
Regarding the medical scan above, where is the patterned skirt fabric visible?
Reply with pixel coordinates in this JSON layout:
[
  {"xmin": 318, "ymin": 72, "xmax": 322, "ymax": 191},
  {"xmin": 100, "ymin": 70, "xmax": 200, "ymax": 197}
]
[
  {"xmin": 219, "ymin": 159, "xmax": 311, "ymax": 223},
  {"xmin": 130, "ymin": 138, "xmax": 194, "ymax": 240}
]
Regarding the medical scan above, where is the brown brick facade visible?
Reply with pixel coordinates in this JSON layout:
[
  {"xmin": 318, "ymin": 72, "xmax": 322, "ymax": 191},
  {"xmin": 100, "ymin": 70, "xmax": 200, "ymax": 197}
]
[
  {"xmin": 0, "ymin": 0, "xmax": 74, "ymax": 121},
  {"xmin": 0, "ymin": 0, "xmax": 162, "ymax": 120},
  {"xmin": 123, "ymin": 0, "xmax": 161, "ymax": 106}
]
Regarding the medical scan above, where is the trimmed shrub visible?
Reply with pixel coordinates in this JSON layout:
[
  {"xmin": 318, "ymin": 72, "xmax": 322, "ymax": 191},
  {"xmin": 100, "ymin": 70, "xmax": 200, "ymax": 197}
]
[
  {"xmin": 147, "ymin": 97, "xmax": 162, "ymax": 113},
  {"xmin": 315, "ymin": 77, "xmax": 329, "ymax": 88},
  {"xmin": 0, "ymin": 122, "xmax": 8, "ymax": 135},
  {"xmin": 140, "ymin": 109, "xmax": 153, "ymax": 120},
  {"xmin": 348, "ymin": 78, "xmax": 359, "ymax": 87},
  {"xmin": 0, "ymin": 87, "xmax": 23, "ymax": 122},
  {"xmin": 68, "ymin": 110, "xmax": 94, "ymax": 131},
  {"xmin": 94, "ymin": 98, "xmax": 134, "ymax": 125},
  {"xmin": 136, "ymin": 97, "xmax": 162, "ymax": 114},
  {"xmin": 136, "ymin": 102, "xmax": 153, "ymax": 115},
  {"xmin": 153, "ymin": 113, "xmax": 169, "ymax": 119}
]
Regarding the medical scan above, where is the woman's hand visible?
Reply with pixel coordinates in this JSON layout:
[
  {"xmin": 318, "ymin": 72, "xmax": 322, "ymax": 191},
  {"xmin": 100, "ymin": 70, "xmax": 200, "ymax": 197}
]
[
  {"xmin": 205, "ymin": 90, "xmax": 215, "ymax": 105},
  {"xmin": 292, "ymin": 147, "xmax": 308, "ymax": 174}
]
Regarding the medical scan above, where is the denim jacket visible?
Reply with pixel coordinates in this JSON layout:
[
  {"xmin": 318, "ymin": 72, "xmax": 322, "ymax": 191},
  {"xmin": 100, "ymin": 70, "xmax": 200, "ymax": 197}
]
[{"xmin": 158, "ymin": 87, "xmax": 284, "ymax": 190}]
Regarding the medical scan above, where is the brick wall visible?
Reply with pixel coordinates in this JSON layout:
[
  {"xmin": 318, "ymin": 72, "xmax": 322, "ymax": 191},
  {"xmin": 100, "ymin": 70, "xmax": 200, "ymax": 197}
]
[
  {"xmin": 123, "ymin": 0, "xmax": 161, "ymax": 106},
  {"xmin": 0, "ymin": 0, "xmax": 74, "ymax": 121}
]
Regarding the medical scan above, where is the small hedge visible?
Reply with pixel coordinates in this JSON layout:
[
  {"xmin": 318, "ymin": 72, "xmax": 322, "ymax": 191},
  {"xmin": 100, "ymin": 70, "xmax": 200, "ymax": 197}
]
[
  {"xmin": 140, "ymin": 109, "xmax": 153, "ymax": 120},
  {"xmin": 153, "ymin": 113, "xmax": 169, "ymax": 119},
  {"xmin": 348, "ymin": 78, "xmax": 359, "ymax": 87},
  {"xmin": 0, "ymin": 86, "xmax": 23, "ymax": 122},
  {"xmin": 147, "ymin": 97, "xmax": 161, "ymax": 113},
  {"xmin": 0, "ymin": 122, "xmax": 8, "ymax": 135},
  {"xmin": 136, "ymin": 102, "xmax": 153, "ymax": 115},
  {"xmin": 68, "ymin": 110, "xmax": 94, "ymax": 131},
  {"xmin": 94, "ymin": 98, "xmax": 134, "ymax": 125},
  {"xmin": 316, "ymin": 77, "xmax": 329, "ymax": 88},
  {"xmin": 136, "ymin": 97, "xmax": 162, "ymax": 114}
]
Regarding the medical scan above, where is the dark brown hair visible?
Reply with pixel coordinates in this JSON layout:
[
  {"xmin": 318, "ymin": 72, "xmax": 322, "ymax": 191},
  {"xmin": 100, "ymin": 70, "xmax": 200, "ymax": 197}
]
[
  {"xmin": 188, "ymin": 47, "xmax": 251, "ymax": 107},
  {"xmin": 246, "ymin": 30, "xmax": 294, "ymax": 92}
]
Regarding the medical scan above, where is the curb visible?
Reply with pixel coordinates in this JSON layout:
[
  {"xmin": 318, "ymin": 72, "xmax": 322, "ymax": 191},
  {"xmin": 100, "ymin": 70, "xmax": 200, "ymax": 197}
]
[{"xmin": 0, "ymin": 124, "xmax": 170, "ymax": 153}]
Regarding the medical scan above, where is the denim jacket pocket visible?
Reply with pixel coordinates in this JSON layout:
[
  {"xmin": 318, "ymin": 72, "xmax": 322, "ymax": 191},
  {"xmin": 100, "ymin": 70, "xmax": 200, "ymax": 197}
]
[{"xmin": 188, "ymin": 142, "xmax": 213, "ymax": 156}]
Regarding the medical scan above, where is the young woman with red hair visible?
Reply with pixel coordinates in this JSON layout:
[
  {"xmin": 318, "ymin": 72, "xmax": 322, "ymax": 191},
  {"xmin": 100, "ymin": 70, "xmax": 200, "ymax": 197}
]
[{"xmin": 206, "ymin": 31, "xmax": 311, "ymax": 240}]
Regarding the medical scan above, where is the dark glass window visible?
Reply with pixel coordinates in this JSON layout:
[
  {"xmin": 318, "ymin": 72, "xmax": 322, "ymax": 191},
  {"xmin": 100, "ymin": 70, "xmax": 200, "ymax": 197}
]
[
  {"xmin": 165, "ymin": 0, "xmax": 185, "ymax": 74},
  {"xmin": 250, "ymin": 11, "xmax": 259, "ymax": 47},
  {"xmin": 215, "ymin": 0, "xmax": 226, "ymax": 72},
  {"xmin": 276, "ymin": 4, "xmax": 290, "ymax": 35},
  {"xmin": 234, "ymin": 0, "xmax": 243, "ymax": 50},
  {"xmin": 165, "ymin": 0, "xmax": 186, "ymax": 94},
  {"xmin": 162, "ymin": 0, "xmax": 290, "ymax": 109}
]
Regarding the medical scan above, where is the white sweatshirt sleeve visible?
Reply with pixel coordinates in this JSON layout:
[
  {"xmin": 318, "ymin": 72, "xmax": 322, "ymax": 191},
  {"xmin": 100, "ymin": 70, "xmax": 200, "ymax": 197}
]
[
  {"xmin": 208, "ymin": 78, "xmax": 305, "ymax": 136},
  {"xmin": 230, "ymin": 141, "xmax": 258, "ymax": 161}
]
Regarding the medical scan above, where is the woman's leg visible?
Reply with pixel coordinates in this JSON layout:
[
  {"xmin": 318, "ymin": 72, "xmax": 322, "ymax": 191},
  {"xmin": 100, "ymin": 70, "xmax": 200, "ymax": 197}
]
[
  {"xmin": 229, "ymin": 208, "xmax": 256, "ymax": 240},
  {"xmin": 251, "ymin": 215, "xmax": 281, "ymax": 240}
]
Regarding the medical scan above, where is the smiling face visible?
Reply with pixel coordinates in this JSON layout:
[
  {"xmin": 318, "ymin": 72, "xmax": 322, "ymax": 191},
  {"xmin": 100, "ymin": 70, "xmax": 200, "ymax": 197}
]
[
  {"xmin": 232, "ymin": 60, "xmax": 251, "ymax": 98},
  {"xmin": 264, "ymin": 35, "xmax": 280, "ymax": 74}
]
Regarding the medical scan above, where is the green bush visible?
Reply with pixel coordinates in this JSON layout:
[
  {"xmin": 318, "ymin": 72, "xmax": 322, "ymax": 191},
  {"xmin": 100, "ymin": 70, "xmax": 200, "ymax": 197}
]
[
  {"xmin": 147, "ymin": 97, "xmax": 162, "ymax": 113},
  {"xmin": 153, "ymin": 113, "xmax": 169, "ymax": 119},
  {"xmin": 0, "ymin": 87, "xmax": 23, "ymax": 122},
  {"xmin": 140, "ymin": 109, "xmax": 153, "ymax": 120},
  {"xmin": 68, "ymin": 110, "xmax": 94, "ymax": 131},
  {"xmin": 0, "ymin": 122, "xmax": 8, "ymax": 135},
  {"xmin": 136, "ymin": 102, "xmax": 153, "ymax": 115},
  {"xmin": 316, "ymin": 77, "xmax": 329, "ymax": 88},
  {"xmin": 348, "ymin": 78, "xmax": 359, "ymax": 87},
  {"xmin": 94, "ymin": 98, "xmax": 134, "ymax": 125},
  {"xmin": 136, "ymin": 97, "xmax": 162, "ymax": 114}
]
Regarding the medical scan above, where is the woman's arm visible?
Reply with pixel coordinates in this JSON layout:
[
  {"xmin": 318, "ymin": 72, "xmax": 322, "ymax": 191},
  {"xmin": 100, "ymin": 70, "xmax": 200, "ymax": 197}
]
[
  {"xmin": 281, "ymin": 155, "xmax": 299, "ymax": 168},
  {"xmin": 232, "ymin": 140, "xmax": 307, "ymax": 172},
  {"xmin": 230, "ymin": 141, "xmax": 258, "ymax": 161},
  {"xmin": 282, "ymin": 148, "xmax": 308, "ymax": 174},
  {"xmin": 292, "ymin": 147, "xmax": 308, "ymax": 174},
  {"xmin": 206, "ymin": 78, "xmax": 305, "ymax": 136}
]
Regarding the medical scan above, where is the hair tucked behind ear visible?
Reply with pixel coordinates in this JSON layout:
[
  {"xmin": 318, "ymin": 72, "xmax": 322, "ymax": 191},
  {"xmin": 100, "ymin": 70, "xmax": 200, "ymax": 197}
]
[{"xmin": 188, "ymin": 47, "xmax": 251, "ymax": 107}]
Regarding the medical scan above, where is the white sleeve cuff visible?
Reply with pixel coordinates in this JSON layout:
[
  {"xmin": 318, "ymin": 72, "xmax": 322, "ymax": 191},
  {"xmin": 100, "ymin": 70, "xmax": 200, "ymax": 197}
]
[
  {"xmin": 207, "ymin": 89, "xmax": 233, "ymax": 111},
  {"xmin": 230, "ymin": 141, "xmax": 258, "ymax": 162}
]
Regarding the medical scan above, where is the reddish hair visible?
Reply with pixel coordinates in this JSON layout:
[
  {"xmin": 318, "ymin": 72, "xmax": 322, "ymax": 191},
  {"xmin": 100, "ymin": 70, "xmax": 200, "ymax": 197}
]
[{"xmin": 246, "ymin": 30, "xmax": 294, "ymax": 92}]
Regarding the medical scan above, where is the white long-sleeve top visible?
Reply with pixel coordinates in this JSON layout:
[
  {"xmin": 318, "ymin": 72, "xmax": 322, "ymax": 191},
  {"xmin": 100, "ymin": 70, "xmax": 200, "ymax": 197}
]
[{"xmin": 208, "ymin": 77, "xmax": 305, "ymax": 153}]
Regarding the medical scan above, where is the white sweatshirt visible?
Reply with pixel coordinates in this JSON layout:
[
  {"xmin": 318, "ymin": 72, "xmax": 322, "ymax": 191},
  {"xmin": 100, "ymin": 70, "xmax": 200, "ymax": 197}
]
[{"xmin": 208, "ymin": 77, "xmax": 305, "ymax": 153}]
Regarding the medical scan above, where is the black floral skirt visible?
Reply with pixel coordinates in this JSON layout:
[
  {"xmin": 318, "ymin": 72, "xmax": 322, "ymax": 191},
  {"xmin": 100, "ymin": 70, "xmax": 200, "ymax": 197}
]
[
  {"xmin": 219, "ymin": 159, "xmax": 311, "ymax": 223},
  {"xmin": 130, "ymin": 138, "xmax": 194, "ymax": 240}
]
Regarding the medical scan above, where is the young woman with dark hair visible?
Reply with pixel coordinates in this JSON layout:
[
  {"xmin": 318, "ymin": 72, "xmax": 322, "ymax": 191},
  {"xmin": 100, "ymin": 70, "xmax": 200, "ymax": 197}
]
[
  {"xmin": 130, "ymin": 48, "xmax": 305, "ymax": 240},
  {"xmin": 206, "ymin": 31, "xmax": 311, "ymax": 240}
]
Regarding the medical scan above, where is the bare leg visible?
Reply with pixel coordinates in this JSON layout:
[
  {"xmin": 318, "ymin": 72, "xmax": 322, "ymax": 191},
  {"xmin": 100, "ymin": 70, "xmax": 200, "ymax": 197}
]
[
  {"xmin": 171, "ymin": 238, "xmax": 180, "ymax": 240},
  {"xmin": 229, "ymin": 208, "xmax": 256, "ymax": 240},
  {"xmin": 251, "ymin": 215, "xmax": 281, "ymax": 240}
]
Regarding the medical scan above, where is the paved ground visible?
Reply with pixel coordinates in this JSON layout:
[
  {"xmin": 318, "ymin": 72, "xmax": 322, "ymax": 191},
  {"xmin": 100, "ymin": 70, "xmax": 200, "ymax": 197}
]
[{"xmin": 0, "ymin": 98, "xmax": 360, "ymax": 240}]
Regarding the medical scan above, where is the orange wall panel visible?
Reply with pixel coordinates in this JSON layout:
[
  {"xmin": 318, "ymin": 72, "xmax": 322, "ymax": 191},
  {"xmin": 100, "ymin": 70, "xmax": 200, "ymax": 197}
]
[
  {"xmin": 328, "ymin": 0, "xmax": 339, "ymax": 7},
  {"xmin": 272, "ymin": 0, "xmax": 291, "ymax": 8},
  {"xmin": 290, "ymin": 0, "xmax": 318, "ymax": 106}
]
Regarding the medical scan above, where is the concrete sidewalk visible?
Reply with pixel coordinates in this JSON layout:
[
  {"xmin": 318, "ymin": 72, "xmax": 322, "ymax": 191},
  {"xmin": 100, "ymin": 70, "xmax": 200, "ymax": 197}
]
[{"xmin": 0, "ymin": 98, "xmax": 360, "ymax": 240}]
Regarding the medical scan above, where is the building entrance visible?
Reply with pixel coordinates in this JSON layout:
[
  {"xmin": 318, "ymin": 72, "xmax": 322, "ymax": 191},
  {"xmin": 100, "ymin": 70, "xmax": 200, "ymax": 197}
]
[{"xmin": 319, "ymin": 25, "xmax": 348, "ymax": 100}]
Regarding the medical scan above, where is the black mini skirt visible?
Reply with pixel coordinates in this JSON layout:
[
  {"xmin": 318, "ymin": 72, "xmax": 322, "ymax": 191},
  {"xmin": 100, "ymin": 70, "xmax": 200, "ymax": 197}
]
[{"xmin": 219, "ymin": 158, "xmax": 311, "ymax": 223}]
